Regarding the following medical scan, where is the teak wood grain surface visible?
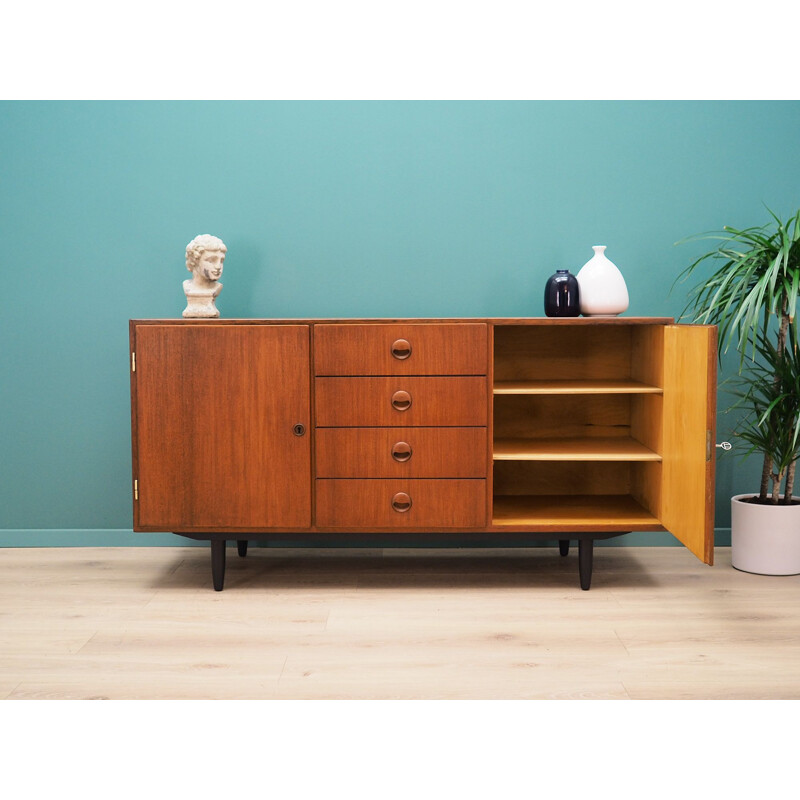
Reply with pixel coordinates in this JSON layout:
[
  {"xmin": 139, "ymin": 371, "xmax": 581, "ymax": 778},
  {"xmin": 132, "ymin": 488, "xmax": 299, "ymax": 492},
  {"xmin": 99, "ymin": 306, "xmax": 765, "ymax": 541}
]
[
  {"xmin": 493, "ymin": 392, "xmax": 635, "ymax": 440},
  {"xmin": 493, "ymin": 460, "xmax": 636, "ymax": 497},
  {"xmin": 133, "ymin": 324, "xmax": 311, "ymax": 530},
  {"xmin": 314, "ymin": 323, "xmax": 488, "ymax": 376},
  {"xmin": 316, "ymin": 479, "xmax": 487, "ymax": 528},
  {"xmin": 494, "ymin": 324, "xmax": 652, "ymax": 382},
  {"xmin": 315, "ymin": 427, "xmax": 487, "ymax": 478},
  {"xmin": 315, "ymin": 376, "xmax": 488, "ymax": 427}
]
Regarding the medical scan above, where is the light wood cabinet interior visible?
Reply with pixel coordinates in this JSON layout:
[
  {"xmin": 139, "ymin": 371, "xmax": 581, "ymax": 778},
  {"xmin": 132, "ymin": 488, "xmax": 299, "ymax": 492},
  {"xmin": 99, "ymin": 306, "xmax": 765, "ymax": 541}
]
[{"xmin": 492, "ymin": 323, "xmax": 674, "ymax": 530}]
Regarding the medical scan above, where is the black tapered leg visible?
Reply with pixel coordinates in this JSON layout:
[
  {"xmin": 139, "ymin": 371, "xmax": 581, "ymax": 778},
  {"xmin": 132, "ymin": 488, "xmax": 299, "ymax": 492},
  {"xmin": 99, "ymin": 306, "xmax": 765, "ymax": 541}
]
[
  {"xmin": 578, "ymin": 538, "xmax": 593, "ymax": 591},
  {"xmin": 559, "ymin": 539, "xmax": 570, "ymax": 557},
  {"xmin": 211, "ymin": 539, "xmax": 227, "ymax": 592},
  {"xmin": 237, "ymin": 540, "xmax": 248, "ymax": 558}
]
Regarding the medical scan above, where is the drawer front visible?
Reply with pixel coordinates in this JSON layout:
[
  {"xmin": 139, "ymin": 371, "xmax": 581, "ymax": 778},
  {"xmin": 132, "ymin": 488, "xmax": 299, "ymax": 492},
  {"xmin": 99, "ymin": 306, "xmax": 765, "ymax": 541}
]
[
  {"xmin": 316, "ymin": 427, "xmax": 487, "ymax": 478},
  {"xmin": 314, "ymin": 323, "xmax": 488, "ymax": 376},
  {"xmin": 315, "ymin": 376, "xmax": 488, "ymax": 427},
  {"xmin": 316, "ymin": 479, "xmax": 486, "ymax": 528}
]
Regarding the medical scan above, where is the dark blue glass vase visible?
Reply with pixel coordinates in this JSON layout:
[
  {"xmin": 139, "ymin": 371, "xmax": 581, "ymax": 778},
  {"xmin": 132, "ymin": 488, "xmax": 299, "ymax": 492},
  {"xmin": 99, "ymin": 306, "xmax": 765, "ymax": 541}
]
[{"xmin": 544, "ymin": 269, "xmax": 580, "ymax": 317}]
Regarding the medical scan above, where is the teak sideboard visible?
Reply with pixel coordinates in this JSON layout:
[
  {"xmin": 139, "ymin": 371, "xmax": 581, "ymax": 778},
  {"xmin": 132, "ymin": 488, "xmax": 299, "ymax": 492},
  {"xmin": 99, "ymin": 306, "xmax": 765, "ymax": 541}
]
[{"xmin": 128, "ymin": 318, "xmax": 717, "ymax": 590}]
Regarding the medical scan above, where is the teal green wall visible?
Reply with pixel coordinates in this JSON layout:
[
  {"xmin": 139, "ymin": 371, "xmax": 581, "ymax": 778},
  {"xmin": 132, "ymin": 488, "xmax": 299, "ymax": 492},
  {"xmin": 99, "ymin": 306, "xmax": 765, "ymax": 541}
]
[{"xmin": 2, "ymin": 101, "xmax": 800, "ymax": 547}]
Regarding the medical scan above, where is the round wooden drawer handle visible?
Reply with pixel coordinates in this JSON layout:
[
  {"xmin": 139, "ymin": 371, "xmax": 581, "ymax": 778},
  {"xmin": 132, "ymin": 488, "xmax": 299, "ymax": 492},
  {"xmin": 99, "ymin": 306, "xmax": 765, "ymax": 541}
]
[
  {"xmin": 391, "ymin": 441, "xmax": 412, "ymax": 462},
  {"xmin": 391, "ymin": 390, "xmax": 412, "ymax": 411},
  {"xmin": 391, "ymin": 492, "xmax": 412, "ymax": 513},
  {"xmin": 391, "ymin": 339, "xmax": 412, "ymax": 360}
]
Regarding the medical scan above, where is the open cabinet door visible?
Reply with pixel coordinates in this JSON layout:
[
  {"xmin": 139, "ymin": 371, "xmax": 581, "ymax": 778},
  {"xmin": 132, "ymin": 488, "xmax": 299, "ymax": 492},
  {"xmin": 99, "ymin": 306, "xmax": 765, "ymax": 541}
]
[{"xmin": 661, "ymin": 325, "xmax": 717, "ymax": 564}]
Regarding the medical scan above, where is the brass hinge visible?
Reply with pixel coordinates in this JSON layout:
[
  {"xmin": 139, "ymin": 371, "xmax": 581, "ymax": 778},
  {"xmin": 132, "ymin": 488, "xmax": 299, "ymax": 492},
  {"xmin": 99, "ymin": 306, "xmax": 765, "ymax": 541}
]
[
  {"xmin": 134, "ymin": 479, "xmax": 138, "ymax": 501},
  {"xmin": 131, "ymin": 352, "xmax": 136, "ymax": 372}
]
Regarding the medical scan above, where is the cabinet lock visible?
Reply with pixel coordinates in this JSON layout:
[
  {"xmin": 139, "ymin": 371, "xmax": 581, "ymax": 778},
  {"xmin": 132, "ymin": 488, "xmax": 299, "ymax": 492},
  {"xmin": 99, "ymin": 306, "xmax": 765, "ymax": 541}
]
[
  {"xmin": 293, "ymin": 423, "xmax": 306, "ymax": 436},
  {"xmin": 706, "ymin": 431, "xmax": 732, "ymax": 461}
]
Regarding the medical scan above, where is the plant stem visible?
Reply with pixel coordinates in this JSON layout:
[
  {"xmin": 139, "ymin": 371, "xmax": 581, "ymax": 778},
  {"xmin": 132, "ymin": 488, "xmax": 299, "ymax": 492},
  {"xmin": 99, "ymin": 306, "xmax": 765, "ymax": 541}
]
[
  {"xmin": 759, "ymin": 454, "xmax": 772, "ymax": 500},
  {"xmin": 784, "ymin": 461, "xmax": 796, "ymax": 503},
  {"xmin": 777, "ymin": 306, "xmax": 790, "ymax": 358},
  {"xmin": 772, "ymin": 471, "xmax": 784, "ymax": 504},
  {"xmin": 761, "ymin": 302, "xmax": 791, "ymax": 502}
]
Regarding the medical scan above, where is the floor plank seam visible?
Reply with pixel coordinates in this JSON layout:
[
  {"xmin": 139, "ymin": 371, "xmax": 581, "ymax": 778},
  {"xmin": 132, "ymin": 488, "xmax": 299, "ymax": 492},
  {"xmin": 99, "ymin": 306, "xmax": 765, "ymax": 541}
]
[
  {"xmin": 3, "ymin": 683, "xmax": 21, "ymax": 700},
  {"xmin": 277, "ymin": 655, "xmax": 288, "ymax": 688},
  {"xmin": 614, "ymin": 630, "xmax": 631, "ymax": 656},
  {"xmin": 607, "ymin": 590, "xmax": 625, "ymax": 608},
  {"xmin": 74, "ymin": 631, "xmax": 101, "ymax": 656},
  {"xmin": 167, "ymin": 559, "xmax": 185, "ymax": 576}
]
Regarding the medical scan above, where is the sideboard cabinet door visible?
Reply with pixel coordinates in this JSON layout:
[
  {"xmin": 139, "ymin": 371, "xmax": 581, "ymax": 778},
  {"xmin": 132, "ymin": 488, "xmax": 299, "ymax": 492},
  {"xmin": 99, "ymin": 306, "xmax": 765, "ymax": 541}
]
[
  {"xmin": 661, "ymin": 324, "xmax": 717, "ymax": 564},
  {"xmin": 132, "ymin": 324, "xmax": 311, "ymax": 530}
]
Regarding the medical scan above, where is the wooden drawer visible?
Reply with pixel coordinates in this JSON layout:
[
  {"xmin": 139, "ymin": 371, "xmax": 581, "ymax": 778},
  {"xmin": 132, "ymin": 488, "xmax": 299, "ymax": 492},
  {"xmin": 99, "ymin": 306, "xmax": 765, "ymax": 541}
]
[
  {"xmin": 315, "ymin": 376, "xmax": 488, "ymax": 427},
  {"xmin": 316, "ymin": 427, "xmax": 487, "ymax": 478},
  {"xmin": 316, "ymin": 479, "xmax": 486, "ymax": 528},
  {"xmin": 314, "ymin": 323, "xmax": 488, "ymax": 376}
]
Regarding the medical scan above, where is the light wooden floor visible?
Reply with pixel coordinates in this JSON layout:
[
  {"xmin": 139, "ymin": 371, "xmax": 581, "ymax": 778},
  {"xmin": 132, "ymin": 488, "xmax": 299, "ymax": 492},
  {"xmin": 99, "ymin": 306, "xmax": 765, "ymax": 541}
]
[{"xmin": 1, "ymin": 545, "xmax": 798, "ymax": 699}]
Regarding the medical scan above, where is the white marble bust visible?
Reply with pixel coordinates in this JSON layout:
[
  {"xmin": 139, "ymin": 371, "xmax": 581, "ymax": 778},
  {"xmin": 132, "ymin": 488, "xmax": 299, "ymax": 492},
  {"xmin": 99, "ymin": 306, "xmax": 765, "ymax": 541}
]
[{"xmin": 183, "ymin": 234, "xmax": 226, "ymax": 318}]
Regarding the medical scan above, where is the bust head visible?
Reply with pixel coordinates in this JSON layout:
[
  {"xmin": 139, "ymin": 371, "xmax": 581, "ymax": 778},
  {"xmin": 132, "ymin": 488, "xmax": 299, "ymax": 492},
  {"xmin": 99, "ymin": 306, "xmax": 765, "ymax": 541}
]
[{"xmin": 185, "ymin": 234, "xmax": 227, "ymax": 284}]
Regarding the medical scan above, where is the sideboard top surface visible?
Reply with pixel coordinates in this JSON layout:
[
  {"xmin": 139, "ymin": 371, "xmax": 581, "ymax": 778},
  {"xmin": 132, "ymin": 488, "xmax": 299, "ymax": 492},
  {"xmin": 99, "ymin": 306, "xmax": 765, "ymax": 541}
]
[{"xmin": 130, "ymin": 317, "xmax": 675, "ymax": 326}]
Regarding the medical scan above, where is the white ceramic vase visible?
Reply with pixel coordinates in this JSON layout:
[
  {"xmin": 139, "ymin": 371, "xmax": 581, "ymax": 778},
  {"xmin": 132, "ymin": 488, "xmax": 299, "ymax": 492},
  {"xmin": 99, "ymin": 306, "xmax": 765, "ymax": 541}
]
[
  {"xmin": 731, "ymin": 494, "xmax": 800, "ymax": 576},
  {"xmin": 575, "ymin": 245, "xmax": 629, "ymax": 316}
]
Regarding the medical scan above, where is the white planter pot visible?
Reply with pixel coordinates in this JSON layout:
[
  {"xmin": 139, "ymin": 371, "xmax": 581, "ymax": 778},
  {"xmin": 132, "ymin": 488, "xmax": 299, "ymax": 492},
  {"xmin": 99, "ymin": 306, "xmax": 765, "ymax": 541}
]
[{"xmin": 731, "ymin": 494, "xmax": 800, "ymax": 575}]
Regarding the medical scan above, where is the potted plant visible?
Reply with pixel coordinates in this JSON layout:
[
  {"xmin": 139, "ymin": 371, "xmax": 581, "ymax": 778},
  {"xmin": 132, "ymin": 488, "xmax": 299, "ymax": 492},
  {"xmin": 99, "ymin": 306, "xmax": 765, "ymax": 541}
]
[{"xmin": 677, "ymin": 208, "xmax": 800, "ymax": 575}]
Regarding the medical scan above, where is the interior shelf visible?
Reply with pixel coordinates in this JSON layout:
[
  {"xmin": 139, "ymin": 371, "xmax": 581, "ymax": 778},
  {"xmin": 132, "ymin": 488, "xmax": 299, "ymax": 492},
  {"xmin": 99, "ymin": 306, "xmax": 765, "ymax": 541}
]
[
  {"xmin": 490, "ymin": 323, "xmax": 668, "ymax": 532},
  {"xmin": 492, "ymin": 494, "xmax": 662, "ymax": 528},
  {"xmin": 493, "ymin": 379, "xmax": 662, "ymax": 395},
  {"xmin": 493, "ymin": 437, "xmax": 661, "ymax": 462}
]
